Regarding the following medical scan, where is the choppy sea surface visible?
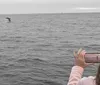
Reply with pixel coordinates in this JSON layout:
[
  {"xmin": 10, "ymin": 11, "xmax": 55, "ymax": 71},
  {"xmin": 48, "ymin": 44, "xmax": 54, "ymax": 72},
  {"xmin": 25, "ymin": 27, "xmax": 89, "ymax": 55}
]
[{"xmin": 0, "ymin": 13, "xmax": 100, "ymax": 85}]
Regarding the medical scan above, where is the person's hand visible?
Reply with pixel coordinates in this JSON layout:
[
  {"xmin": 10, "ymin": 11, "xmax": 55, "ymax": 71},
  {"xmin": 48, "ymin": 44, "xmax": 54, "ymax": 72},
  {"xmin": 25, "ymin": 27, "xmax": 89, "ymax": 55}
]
[{"xmin": 73, "ymin": 48, "xmax": 94, "ymax": 68}]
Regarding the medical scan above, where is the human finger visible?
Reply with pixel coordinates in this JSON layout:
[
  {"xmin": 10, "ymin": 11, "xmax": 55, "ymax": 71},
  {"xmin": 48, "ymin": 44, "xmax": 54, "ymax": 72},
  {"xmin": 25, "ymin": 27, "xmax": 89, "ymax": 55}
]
[
  {"xmin": 73, "ymin": 51, "xmax": 77, "ymax": 58},
  {"xmin": 85, "ymin": 63, "xmax": 95, "ymax": 67},
  {"xmin": 81, "ymin": 50, "xmax": 86, "ymax": 56},
  {"xmin": 81, "ymin": 50, "xmax": 86, "ymax": 60},
  {"xmin": 77, "ymin": 48, "xmax": 83, "ymax": 55},
  {"xmin": 77, "ymin": 48, "xmax": 83, "ymax": 59},
  {"xmin": 87, "ymin": 63, "xmax": 95, "ymax": 65},
  {"xmin": 78, "ymin": 51, "xmax": 84, "ymax": 60}
]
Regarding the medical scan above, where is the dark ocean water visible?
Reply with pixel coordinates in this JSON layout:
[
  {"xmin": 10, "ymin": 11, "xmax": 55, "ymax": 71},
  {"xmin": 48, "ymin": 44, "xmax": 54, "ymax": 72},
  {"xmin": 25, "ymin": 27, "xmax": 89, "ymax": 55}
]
[{"xmin": 0, "ymin": 13, "xmax": 100, "ymax": 85}]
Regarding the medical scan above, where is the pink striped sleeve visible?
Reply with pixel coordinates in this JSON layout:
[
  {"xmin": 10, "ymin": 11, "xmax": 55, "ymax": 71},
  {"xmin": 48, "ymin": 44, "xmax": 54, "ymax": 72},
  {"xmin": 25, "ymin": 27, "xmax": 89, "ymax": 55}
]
[{"xmin": 67, "ymin": 66, "xmax": 84, "ymax": 85}]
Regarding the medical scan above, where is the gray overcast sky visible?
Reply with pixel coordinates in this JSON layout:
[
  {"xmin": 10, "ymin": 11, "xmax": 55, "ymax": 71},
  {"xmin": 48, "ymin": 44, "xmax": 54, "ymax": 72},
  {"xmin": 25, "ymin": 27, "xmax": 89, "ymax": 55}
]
[{"xmin": 0, "ymin": 0, "xmax": 100, "ymax": 14}]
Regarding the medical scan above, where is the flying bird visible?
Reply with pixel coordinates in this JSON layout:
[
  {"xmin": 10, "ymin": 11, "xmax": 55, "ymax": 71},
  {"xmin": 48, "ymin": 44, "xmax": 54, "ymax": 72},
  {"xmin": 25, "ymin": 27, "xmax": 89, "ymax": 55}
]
[{"xmin": 6, "ymin": 17, "xmax": 11, "ymax": 23}]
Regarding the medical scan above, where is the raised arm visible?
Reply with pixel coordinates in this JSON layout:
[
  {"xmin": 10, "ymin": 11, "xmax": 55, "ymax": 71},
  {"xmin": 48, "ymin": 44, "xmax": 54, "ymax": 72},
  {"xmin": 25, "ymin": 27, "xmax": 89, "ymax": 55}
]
[
  {"xmin": 67, "ymin": 66, "xmax": 84, "ymax": 85},
  {"xmin": 67, "ymin": 48, "xmax": 93, "ymax": 85}
]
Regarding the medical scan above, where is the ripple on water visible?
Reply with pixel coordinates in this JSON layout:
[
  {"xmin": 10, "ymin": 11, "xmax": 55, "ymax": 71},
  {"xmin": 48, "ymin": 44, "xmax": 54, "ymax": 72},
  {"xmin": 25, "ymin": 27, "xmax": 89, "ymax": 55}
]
[
  {"xmin": 15, "ymin": 58, "xmax": 48, "ymax": 67},
  {"xmin": 16, "ymin": 58, "xmax": 47, "ymax": 63},
  {"xmin": 0, "ymin": 73, "xmax": 17, "ymax": 78},
  {"xmin": 0, "ymin": 54, "xmax": 9, "ymax": 58},
  {"xmin": 43, "ymin": 80, "xmax": 63, "ymax": 85}
]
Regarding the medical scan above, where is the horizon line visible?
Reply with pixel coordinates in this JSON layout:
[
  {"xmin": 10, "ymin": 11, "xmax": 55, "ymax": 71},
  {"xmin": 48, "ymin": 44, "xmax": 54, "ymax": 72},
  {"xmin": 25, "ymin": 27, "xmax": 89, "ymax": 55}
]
[{"xmin": 0, "ymin": 11, "xmax": 100, "ymax": 15}]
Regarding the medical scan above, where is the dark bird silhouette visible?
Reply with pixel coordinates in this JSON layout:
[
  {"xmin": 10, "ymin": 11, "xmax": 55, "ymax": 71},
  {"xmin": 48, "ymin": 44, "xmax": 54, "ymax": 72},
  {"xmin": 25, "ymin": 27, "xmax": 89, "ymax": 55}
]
[{"xmin": 6, "ymin": 17, "xmax": 11, "ymax": 23}]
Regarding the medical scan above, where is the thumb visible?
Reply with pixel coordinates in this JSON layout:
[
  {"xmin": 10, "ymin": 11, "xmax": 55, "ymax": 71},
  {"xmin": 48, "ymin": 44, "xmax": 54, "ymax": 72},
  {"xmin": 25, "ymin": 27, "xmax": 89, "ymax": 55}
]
[
  {"xmin": 85, "ymin": 63, "xmax": 95, "ymax": 67},
  {"xmin": 88, "ymin": 63, "xmax": 95, "ymax": 65}
]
